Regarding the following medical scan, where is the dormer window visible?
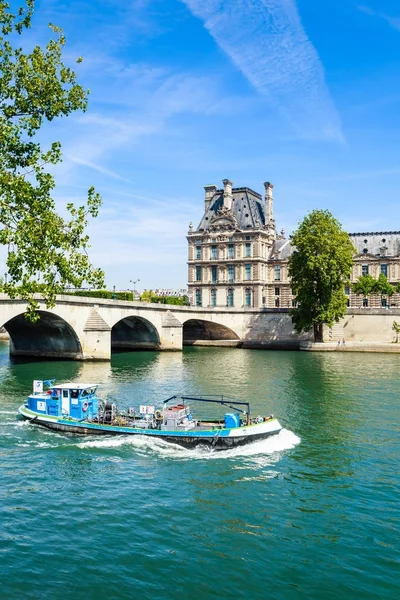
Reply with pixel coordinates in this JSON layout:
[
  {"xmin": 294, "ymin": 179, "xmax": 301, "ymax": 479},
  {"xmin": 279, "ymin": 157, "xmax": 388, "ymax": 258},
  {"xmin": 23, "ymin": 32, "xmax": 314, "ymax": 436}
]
[{"xmin": 363, "ymin": 248, "xmax": 368, "ymax": 254}]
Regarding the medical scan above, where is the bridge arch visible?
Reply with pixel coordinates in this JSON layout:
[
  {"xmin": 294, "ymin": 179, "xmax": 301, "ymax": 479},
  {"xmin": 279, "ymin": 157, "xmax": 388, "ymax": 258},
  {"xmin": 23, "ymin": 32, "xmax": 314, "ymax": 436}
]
[
  {"xmin": 3, "ymin": 311, "xmax": 82, "ymax": 359},
  {"xmin": 182, "ymin": 319, "xmax": 241, "ymax": 346},
  {"xmin": 111, "ymin": 315, "xmax": 160, "ymax": 351}
]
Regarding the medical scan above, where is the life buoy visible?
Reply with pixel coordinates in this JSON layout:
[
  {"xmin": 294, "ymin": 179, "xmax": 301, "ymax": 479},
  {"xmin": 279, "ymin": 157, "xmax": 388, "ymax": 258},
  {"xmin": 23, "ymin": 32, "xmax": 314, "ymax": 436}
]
[
  {"xmin": 82, "ymin": 401, "xmax": 89, "ymax": 412},
  {"xmin": 154, "ymin": 409, "xmax": 163, "ymax": 421}
]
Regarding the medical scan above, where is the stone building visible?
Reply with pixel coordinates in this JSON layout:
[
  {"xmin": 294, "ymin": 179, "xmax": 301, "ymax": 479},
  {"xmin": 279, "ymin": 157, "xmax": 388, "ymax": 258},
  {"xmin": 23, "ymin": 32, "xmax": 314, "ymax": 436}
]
[{"xmin": 187, "ymin": 179, "xmax": 400, "ymax": 308}]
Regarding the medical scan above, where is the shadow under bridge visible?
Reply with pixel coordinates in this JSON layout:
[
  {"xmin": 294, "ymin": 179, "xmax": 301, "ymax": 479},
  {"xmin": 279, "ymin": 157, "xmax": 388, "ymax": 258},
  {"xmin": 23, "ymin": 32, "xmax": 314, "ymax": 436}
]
[
  {"xmin": 3, "ymin": 311, "xmax": 82, "ymax": 360},
  {"xmin": 183, "ymin": 319, "xmax": 241, "ymax": 347},
  {"xmin": 111, "ymin": 316, "xmax": 160, "ymax": 352}
]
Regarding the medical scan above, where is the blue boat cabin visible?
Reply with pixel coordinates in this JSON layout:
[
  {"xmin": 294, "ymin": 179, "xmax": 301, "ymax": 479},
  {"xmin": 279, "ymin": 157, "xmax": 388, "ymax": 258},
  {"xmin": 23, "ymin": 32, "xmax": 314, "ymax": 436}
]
[{"xmin": 27, "ymin": 381, "xmax": 99, "ymax": 419}]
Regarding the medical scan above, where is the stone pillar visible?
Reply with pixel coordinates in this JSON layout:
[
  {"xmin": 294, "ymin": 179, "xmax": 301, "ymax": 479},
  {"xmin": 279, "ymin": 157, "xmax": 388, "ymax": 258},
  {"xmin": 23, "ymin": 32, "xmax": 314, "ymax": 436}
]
[
  {"xmin": 159, "ymin": 310, "xmax": 183, "ymax": 351},
  {"xmin": 222, "ymin": 178, "xmax": 233, "ymax": 210},
  {"xmin": 204, "ymin": 185, "xmax": 217, "ymax": 211},
  {"xmin": 264, "ymin": 181, "xmax": 276, "ymax": 237}
]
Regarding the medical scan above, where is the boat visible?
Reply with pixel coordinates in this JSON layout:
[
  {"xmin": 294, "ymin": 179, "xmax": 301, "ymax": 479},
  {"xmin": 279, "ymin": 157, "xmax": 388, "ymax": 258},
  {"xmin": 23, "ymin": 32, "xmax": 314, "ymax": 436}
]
[{"xmin": 18, "ymin": 380, "xmax": 283, "ymax": 450}]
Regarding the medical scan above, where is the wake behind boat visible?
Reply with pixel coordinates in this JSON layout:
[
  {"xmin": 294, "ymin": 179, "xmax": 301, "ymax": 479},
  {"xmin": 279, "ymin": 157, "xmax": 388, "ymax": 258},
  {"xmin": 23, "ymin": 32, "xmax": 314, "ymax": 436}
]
[{"xmin": 18, "ymin": 380, "xmax": 282, "ymax": 450}]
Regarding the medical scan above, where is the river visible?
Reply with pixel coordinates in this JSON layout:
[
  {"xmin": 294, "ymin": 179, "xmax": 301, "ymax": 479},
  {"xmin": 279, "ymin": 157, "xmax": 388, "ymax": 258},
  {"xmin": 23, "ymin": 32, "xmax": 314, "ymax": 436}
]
[{"xmin": 0, "ymin": 342, "xmax": 398, "ymax": 599}]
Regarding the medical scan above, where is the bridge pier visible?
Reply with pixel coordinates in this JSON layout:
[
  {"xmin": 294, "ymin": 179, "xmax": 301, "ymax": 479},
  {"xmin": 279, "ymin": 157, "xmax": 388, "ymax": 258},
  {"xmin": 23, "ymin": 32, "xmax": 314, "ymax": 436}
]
[
  {"xmin": 159, "ymin": 311, "xmax": 183, "ymax": 351},
  {"xmin": 81, "ymin": 307, "xmax": 112, "ymax": 360}
]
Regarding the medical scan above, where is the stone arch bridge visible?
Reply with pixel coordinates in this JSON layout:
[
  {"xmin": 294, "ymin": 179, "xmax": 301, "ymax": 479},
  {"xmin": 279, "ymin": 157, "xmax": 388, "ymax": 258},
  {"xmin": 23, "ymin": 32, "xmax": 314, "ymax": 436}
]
[{"xmin": 0, "ymin": 294, "xmax": 306, "ymax": 360}]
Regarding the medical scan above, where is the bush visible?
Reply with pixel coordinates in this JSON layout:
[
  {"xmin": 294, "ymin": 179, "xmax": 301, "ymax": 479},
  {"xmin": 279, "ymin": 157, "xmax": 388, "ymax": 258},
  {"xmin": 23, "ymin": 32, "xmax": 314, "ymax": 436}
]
[{"xmin": 68, "ymin": 290, "xmax": 133, "ymax": 301}]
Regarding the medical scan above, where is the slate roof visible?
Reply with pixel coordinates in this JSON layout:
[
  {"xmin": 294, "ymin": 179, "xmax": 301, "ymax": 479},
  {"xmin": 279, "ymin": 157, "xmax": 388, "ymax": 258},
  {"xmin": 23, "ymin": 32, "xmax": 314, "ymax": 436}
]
[
  {"xmin": 349, "ymin": 231, "xmax": 400, "ymax": 257},
  {"xmin": 270, "ymin": 231, "xmax": 400, "ymax": 261},
  {"xmin": 271, "ymin": 238, "xmax": 292, "ymax": 260},
  {"xmin": 196, "ymin": 187, "xmax": 265, "ymax": 232}
]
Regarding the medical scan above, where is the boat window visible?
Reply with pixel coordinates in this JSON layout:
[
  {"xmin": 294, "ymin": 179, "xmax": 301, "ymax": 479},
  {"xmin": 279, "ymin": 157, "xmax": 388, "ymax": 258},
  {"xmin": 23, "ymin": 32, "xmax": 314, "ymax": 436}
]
[
  {"xmin": 70, "ymin": 389, "xmax": 79, "ymax": 399},
  {"xmin": 63, "ymin": 390, "xmax": 69, "ymax": 398}
]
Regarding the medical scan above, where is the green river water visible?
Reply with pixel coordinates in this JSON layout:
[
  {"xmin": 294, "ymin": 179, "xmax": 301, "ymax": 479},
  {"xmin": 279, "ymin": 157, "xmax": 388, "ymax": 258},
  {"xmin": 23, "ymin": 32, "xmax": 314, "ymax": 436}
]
[{"xmin": 0, "ymin": 341, "xmax": 398, "ymax": 600}]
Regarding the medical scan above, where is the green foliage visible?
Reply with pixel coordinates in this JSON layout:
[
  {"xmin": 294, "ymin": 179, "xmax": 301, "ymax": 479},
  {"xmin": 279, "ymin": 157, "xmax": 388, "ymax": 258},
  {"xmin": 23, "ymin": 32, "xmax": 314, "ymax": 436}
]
[
  {"xmin": 352, "ymin": 274, "xmax": 377, "ymax": 298},
  {"xmin": 392, "ymin": 320, "xmax": 400, "ymax": 342},
  {"xmin": 70, "ymin": 290, "xmax": 133, "ymax": 301},
  {"xmin": 375, "ymin": 274, "xmax": 395, "ymax": 297},
  {"xmin": 140, "ymin": 291, "xmax": 189, "ymax": 305},
  {"xmin": 0, "ymin": 1, "xmax": 104, "ymax": 320},
  {"xmin": 289, "ymin": 209, "xmax": 355, "ymax": 341},
  {"xmin": 352, "ymin": 274, "xmax": 395, "ymax": 301}
]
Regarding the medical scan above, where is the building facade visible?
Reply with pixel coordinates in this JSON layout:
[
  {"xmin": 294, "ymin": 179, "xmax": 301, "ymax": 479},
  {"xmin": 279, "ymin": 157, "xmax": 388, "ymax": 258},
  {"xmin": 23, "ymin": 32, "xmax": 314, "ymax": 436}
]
[{"xmin": 187, "ymin": 179, "xmax": 400, "ymax": 309}]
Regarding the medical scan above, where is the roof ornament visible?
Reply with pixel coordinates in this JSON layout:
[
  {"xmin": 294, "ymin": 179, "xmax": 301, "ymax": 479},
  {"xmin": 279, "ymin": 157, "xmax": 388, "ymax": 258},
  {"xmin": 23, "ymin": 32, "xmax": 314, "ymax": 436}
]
[{"xmin": 188, "ymin": 222, "xmax": 193, "ymax": 231}]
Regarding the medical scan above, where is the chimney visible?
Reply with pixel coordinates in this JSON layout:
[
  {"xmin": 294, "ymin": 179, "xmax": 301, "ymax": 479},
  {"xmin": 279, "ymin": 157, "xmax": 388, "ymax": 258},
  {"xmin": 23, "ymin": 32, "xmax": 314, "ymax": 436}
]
[
  {"xmin": 264, "ymin": 181, "xmax": 274, "ymax": 223},
  {"xmin": 204, "ymin": 185, "xmax": 217, "ymax": 211},
  {"xmin": 222, "ymin": 178, "xmax": 233, "ymax": 210}
]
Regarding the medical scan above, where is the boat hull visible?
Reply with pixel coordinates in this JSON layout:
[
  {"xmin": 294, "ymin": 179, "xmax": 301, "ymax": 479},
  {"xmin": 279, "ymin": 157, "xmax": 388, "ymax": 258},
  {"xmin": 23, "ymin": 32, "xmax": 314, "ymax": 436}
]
[{"xmin": 18, "ymin": 405, "xmax": 282, "ymax": 450}]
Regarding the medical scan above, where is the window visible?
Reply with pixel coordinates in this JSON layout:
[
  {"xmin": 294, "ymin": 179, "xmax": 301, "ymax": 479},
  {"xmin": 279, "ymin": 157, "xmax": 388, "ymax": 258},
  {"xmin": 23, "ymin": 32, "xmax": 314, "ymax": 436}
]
[
  {"xmin": 227, "ymin": 288, "xmax": 234, "ymax": 307},
  {"xmin": 228, "ymin": 265, "xmax": 235, "ymax": 282},
  {"xmin": 292, "ymin": 299, "xmax": 298, "ymax": 308},
  {"xmin": 195, "ymin": 266, "xmax": 202, "ymax": 282},
  {"xmin": 211, "ymin": 265, "xmax": 218, "ymax": 283},
  {"xmin": 245, "ymin": 264, "xmax": 252, "ymax": 280},
  {"xmin": 344, "ymin": 286, "xmax": 350, "ymax": 295},
  {"xmin": 275, "ymin": 287, "xmax": 280, "ymax": 296},
  {"xmin": 228, "ymin": 244, "xmax": 234, "ymax": 259},
  {"xmin": 362, "ymin": 264, "xmax": 369, "ymax": 276},
  {"xmin": 274, "ymin": 265, "xmax": 281, "ymax": 281},
  {"xmin": 195, "ymin": 289, "xmax": 202, "ymax": 306},
  {"xmin": 362, "ymin": 297, "xmax": 368, "ymax": 307},
  {"xmin": 275, "ymin": 298, "xmax": 280, "ymax": 308},
  {"xmin": 196, "ymin": 246, "xmax": 201, "ymax": 259},
  {"xmin": 245, "ymin": 235, "xmax": 251, "ymax": 240},
  {"xmin": 211, "ymin": 289, "xmax": 217, "ymax": 307},
  {"xmin": 211, "ymin": 245, "xmax": 217, "ymax": 259},
  {"xmin": 245, "ymin": 243, "xmax": 251, "ymax": 257},
  {"xmin": 245, "ymin": 288, "xmax": 252, "ymax": 307},
  {"xmin": 381, "ymin": 298, "xmax": 387, "ymax": 308},
  {"xmin": 346, "ymin": 298, "xmax": 350, "ymax": 307},
  {"xmin": 228, "ymin": 237, "xmax": 233, "ymax": 242},
  {"xmin": 381, "ymin": 264, "xmax": 388, "ymax": 277}
]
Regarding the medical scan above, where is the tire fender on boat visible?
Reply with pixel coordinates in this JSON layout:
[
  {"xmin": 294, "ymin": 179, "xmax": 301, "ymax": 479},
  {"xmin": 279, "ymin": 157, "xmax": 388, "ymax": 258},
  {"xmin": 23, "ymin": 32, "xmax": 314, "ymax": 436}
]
[
  {"xmin": 154, "ymin": 410, "xmax": 163, "ymax": 421},
  {"xmin": 82, "ymin": 401, "xmax": 89, "ymax": 412}
]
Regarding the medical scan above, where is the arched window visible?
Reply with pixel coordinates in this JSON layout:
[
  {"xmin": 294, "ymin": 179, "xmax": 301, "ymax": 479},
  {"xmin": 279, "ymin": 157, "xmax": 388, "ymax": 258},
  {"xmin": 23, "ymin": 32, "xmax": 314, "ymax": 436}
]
[
  {"xmin": 210, "ymin": 288, "xmax": 217, "ymax": 307},
  {"xmin": 195, "ymin": 289, "xmax": 202, "ymax": 307},
  {"xmin": 245, "ymin": 288, "xmax": 252, "ymax": 307},
  {"xmin": 227, "ymin": 288, "xmax": 234, "ymax": 307}
]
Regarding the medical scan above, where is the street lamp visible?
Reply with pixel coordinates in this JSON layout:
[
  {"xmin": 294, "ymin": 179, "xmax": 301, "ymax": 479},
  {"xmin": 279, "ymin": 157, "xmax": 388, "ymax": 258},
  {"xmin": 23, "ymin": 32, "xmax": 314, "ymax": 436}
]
[{"xmin": 130, "ymin": 279, "xmax": 140, "ymax": 298}]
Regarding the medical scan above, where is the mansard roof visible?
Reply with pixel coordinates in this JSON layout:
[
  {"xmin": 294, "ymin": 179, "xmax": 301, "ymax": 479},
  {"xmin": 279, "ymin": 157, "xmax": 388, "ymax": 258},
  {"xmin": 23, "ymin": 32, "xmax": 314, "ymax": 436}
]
[
  {"xmin": 270, "ymin": 230, "xmax": 400, "ymax": 262},
  {"xmin": 349, "ymin": 231, "xmax": 400, "ymax": 257},
  {"xmin": 270, "ymin": 237, "xmax": 292, "ymax": 260},
  {"xmin": 196, "ymin": 187, "xmax": 265, "ymax": 232}
]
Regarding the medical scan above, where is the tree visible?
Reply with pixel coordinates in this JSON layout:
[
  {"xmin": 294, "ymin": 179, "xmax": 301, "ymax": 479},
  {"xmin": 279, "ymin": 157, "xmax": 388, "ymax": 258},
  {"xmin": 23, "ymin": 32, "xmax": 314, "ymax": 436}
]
[
  {"xmin": 374, "ymin": 274, "xmax": 394, "ymax": 307},
  {"xmin": 289, "ymin": 209, "xmax": 355, "ymax": 342},
  {"xmin": 0, "ymin": 1, "xmax": 104, "ymax": 320},
  {"xmin": 392, "ymin": 320, "xmax": 400, "ymax": 343},
  {"xmin": 352, "ymin": 274, "xmax": 394, "ymax": 307},
  {"xmin": 352, "ymin": 274, "xmax": 376, "ymax": 305}
]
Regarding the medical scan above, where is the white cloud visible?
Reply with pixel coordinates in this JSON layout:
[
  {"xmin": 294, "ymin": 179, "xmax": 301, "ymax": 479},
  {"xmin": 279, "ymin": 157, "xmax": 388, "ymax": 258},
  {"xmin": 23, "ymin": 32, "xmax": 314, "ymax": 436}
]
[
  {"xmin": 358, "ymin": 4, "xmax": 400, "ymax": 32},
  {"xmin": 181, "ymin": 0, "xmax": 343, "ymax": 142}
]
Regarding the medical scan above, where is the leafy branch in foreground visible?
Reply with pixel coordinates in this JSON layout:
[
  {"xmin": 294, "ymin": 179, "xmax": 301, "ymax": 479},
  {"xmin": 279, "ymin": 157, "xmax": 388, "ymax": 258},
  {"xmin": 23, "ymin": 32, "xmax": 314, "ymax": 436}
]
[{"xmin": 0, "ymin": 0, "xmax": 104, "ymax": 320}]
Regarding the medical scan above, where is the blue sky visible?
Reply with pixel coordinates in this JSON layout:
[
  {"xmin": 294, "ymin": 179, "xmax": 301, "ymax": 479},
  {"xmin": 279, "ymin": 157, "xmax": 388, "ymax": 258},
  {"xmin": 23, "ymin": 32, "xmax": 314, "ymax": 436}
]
[{"xmin": 11, "ymin": 0, "xmax": 400, "ymax": 290}]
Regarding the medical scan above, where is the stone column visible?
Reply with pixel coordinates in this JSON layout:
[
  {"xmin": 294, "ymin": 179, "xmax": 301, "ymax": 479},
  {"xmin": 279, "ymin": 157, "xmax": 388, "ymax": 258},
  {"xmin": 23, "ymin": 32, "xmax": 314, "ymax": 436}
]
[
  {"xmin": 222, "ymin": 179, "xmax": 233, "ymax": 210},
  {"xmin": 204, "ymin": 185, "xmax": 217, "ymax": 211}
]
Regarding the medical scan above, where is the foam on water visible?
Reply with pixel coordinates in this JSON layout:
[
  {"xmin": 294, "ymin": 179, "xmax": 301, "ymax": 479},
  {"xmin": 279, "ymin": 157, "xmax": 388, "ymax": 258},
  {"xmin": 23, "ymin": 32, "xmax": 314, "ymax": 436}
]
[{"xmin": 76, "ymin": 428, "xmax": 300, "ymax": 461}]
